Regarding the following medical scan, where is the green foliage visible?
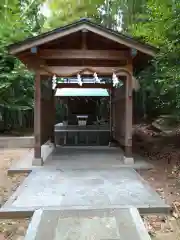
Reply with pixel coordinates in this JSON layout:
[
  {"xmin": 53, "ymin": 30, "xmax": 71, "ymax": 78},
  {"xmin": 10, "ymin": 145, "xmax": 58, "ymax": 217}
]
[
  {"xmin": 0, "ymin": 0, "xmax": 44, "ymax": 112},
  {"xmin": 0, "ymin": 0, "xmax": 45, "ymax": 129},
  {"xmin": 0, "ymin": 0, "xmax": 179, "ymax": 127},
  {"xmin": 129, "ymin": 0, "xmax": 180, "ymax": 119},
  {"xmin": 42, "ymin": 0, "xmax": 180, "ymax": 120},
  {"xmin": 43, "ymin": 0, "xmax": 104, "ymax": 30},
  {"xmin": 129, "ymin": 0, "xmax": 173, "ymax": 46},
  {"xmin": 42, "ymin": 0, "xmax": 136, "ymax": 30}
]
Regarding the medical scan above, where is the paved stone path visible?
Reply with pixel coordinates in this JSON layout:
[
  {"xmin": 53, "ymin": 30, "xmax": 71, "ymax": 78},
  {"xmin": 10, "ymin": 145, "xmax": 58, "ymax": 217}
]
[{"xmin": 1, "ymin": 168, "xmax": 169, "ymax": 217}]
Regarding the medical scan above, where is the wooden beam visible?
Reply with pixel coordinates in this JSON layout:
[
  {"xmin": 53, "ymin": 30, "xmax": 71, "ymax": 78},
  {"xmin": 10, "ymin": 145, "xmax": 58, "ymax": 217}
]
[
  {"xmin": 38, "ymin": 49, "xmax": 129, "ymax": 60},
  {"xmin": 18, "ymin": 54, "xmax": 62, "ymax": 77},
  {"xmin": 82, "ymin": 29, "xmax": 87, "ymax": 50},
  {"xmin": 56, "ymin": 83, "xmax": 112, "ymax": 89},
  {"xmin": 40, "ymin": 66, "xmax": 129, "ymax": 76},
  {"xmin": 18, "ymin": 54, "xmax": 40, "ymax": 71},
  {"xmin": 19, "ymin": 52, "xmax": 131, "ymax": 77},
  {"xmin": 45, "ymin": 59, "xmax": 127, "ymax": 67}
]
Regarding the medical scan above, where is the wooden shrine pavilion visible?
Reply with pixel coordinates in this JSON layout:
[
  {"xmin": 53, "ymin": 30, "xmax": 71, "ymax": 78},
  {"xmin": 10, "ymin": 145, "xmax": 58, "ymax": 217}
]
[{"xmin": 8, "ymin": 18, "xmax": 156, "ymax": 165}]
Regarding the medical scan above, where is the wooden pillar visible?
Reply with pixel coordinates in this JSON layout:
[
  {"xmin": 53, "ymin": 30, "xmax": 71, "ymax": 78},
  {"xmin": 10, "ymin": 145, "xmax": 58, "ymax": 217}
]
[
  {"xmin": 109, "ymin": 88, "xmax": 113, "ymax": 142},
  {"xmin": 34, "ymin": 71, "xmax": 43, "ymax": 165},
  {"xmin": 124, "ymin": 73, "xmax": 133, "ymax": 160},
  {"xmin": 50, "ymin": 89, "xmax": 55, "ymax": 144}
]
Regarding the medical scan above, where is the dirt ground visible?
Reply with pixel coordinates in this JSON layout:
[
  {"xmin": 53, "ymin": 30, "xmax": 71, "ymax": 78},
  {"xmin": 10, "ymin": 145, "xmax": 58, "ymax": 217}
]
[
  {"xmin": 0, "ymin": 149, "xmax": 29, "ymax": 240},
  {"xmin": 139, "ymin": 159, "xmax": 180, "ymax": 239},
  {"xmin": 134, "ymin": 124, "xmax": 180, "ymax": 239},
  {"xmin": 0, "ymin": 144, "xmax": 180, "ymax": 239}
]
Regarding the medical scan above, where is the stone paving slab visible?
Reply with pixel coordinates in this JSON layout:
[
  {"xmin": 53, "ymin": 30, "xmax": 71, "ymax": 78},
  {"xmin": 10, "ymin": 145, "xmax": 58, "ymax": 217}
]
[
  {"xmin": 0, "ymin": 168, "xmax": 169, "ymax": 218},
  {"xmin": 8, "ymin": 146, "xmax": 153, "ymax": 174},
  {"xmin": 24, "ymin": 208, "xmax": 151, "ymax": 240}
]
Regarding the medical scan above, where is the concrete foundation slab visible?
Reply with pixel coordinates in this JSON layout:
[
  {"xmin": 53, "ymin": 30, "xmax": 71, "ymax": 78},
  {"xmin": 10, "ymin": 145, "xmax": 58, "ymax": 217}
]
[
  {"xmin": 1, "ymin": 168, "xmax": 169, "ymax": 218},
  {"xmin": 24, "ymin": 208, "xmax": 151, "ymax": 240},
  {"xmin": 8, "ymin": 146, "xmax": 153, "ymax": 174}
]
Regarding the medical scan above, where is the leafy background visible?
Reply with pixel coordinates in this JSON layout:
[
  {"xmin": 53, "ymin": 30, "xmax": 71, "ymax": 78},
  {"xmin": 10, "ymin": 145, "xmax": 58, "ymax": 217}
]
[{"xmin": 0, "ymin": 0, "xmax": 179, "ymax": 131}]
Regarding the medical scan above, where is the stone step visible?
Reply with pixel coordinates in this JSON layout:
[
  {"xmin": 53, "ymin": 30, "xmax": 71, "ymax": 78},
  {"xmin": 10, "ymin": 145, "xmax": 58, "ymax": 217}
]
[{"xmin": 24, "ymin": 208, "xmax": 151, "ymax": 240}]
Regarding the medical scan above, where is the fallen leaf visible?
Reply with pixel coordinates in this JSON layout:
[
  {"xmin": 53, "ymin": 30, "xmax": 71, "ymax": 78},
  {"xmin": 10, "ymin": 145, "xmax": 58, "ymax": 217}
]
[{"xmin": 172, "ymin": 211, "xmax": 178, "ymax": 219}]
